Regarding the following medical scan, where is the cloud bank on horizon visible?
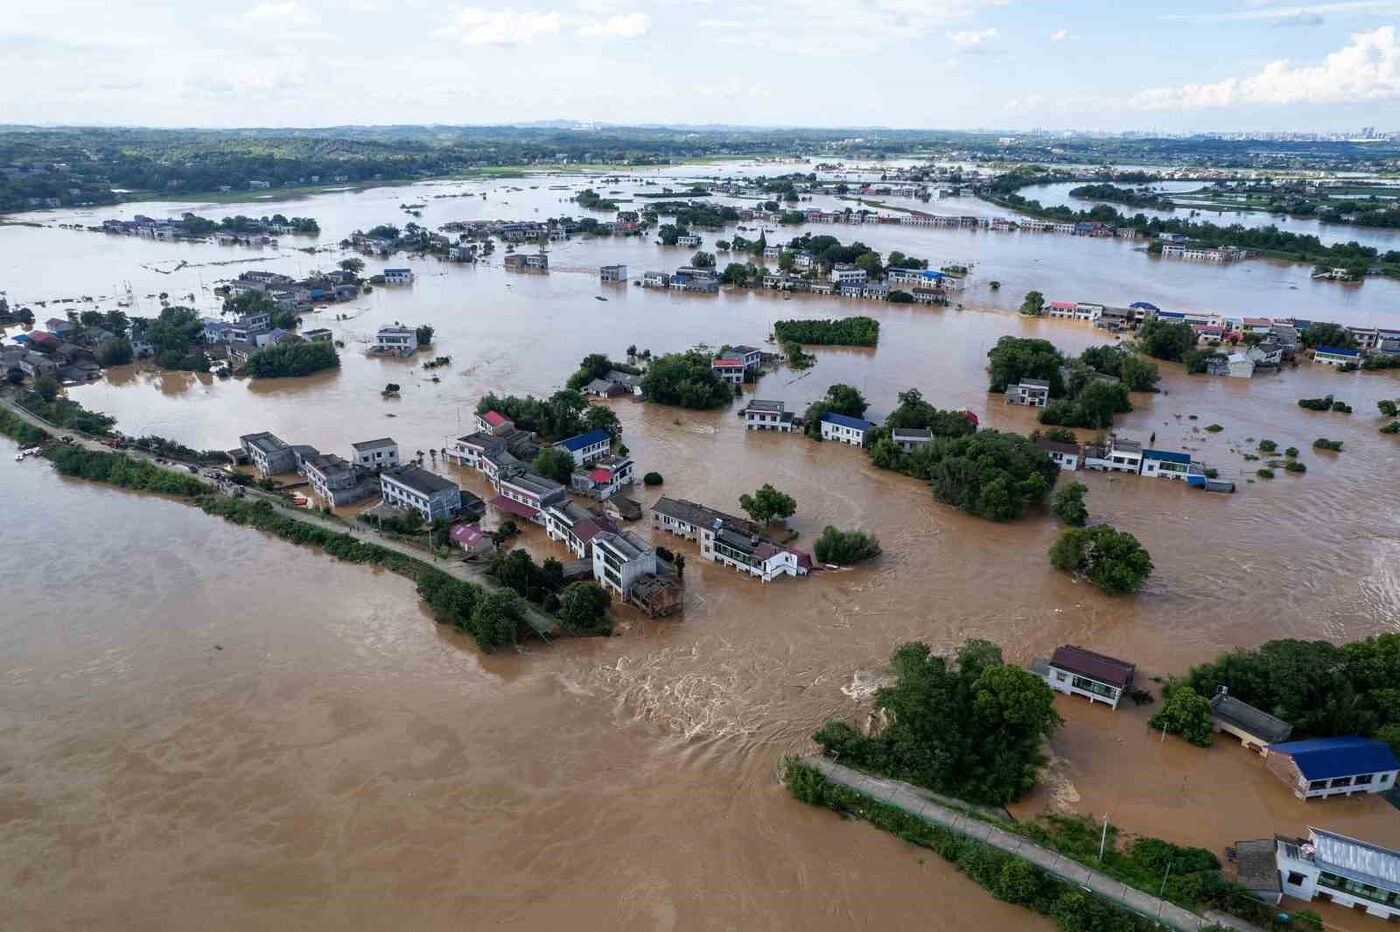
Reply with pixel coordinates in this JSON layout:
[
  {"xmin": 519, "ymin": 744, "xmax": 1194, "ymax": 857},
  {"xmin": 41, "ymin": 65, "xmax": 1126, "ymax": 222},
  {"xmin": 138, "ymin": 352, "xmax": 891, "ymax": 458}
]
[{"xmin": 0, "ymin": 0, "xmax": 1397, "ymax": 130}]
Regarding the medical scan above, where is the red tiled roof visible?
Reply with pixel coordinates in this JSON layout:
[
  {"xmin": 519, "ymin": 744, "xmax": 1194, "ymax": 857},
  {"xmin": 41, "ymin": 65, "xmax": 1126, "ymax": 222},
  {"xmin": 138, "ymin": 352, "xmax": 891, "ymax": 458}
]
[
  {"xmin": 1049, "ymin": 301, "xmax": 1076, "ymax": 309},
  {"xmin": 1050, "ymin": 645, "xmax": 1135, "ymax": 688},
  {"xmin": 794, "ymin": 550, "xmax": 814, "ymax": 570},
  {"xmin": 712, "ymin": 357, "xmax": 745, "ymax": 367},
  {"xmin": 482, "ymin": 411, "xmax": 508, "ymax": 427},
  {"xmin": 588, "ymin": 467, "xmax": 613, "ymax": 483},
  {"xmin": 489, "ymin": 494, "xmax": 538, "ymax": 519}
]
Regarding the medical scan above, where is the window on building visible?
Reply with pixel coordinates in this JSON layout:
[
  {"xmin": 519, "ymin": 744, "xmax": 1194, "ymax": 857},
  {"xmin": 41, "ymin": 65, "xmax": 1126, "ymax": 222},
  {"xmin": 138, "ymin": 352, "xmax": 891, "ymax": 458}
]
[
  {"xmin": 1286, "ymin": 871, "xmax": 1306, "ymax": 887},
  {"xmin": 1353, "ymin": 773, "xmax": 1372, "ymax": 785}
]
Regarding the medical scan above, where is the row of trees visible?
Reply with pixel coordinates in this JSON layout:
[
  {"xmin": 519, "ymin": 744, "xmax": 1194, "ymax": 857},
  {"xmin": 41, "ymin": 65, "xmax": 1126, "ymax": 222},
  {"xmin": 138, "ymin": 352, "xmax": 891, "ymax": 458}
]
[
  {"xmin": 486, "ymin": 548, "xmax": 612, "ymax": 633},
  {"xmin": 475, "ymin": 389, "xmax": 616, "ymax": 441},
  {"xmin": 243, "ymin": 341, "xmax": 340, "ymax": 378},
  {"xmin": 772, "ymin": 316, "xmax": 880, "ymax": 346}
]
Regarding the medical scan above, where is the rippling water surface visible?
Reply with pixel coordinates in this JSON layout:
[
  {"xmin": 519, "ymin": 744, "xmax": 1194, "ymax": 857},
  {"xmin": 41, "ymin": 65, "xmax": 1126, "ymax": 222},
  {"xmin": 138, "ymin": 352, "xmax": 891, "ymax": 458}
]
[{"xmin": 2, "ymin": 163, "xmax": 1398, "ymax": 931}]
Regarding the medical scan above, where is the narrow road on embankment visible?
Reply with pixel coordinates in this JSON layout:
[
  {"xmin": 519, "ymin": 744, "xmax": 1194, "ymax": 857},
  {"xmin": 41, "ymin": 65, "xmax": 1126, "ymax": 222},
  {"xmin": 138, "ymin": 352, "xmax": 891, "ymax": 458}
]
[
  {"xmin": 801, "ymin": 757, "xmax": 1264, "ymax": 932},
  {"xmin": 2, "ymin": 392, "xmax": 561, "ymax": 639}
]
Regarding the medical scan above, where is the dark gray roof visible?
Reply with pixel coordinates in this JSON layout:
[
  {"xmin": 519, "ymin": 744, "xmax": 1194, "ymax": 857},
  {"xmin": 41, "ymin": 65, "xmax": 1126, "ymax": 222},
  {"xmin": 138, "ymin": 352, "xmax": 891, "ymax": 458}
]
[
  {"xmin": 351, "ymin": 437, "xmax": 396, "ymax": 451},
  {"xmin": 1020, "ymin": 378, "xmax": 1051, "ymax": 388},
  {"xmin": 1210, "ymin": 690, "xmax": 1293, "ymax": 744},
  {"xmin": 652, "ymin": 496, "xmax": 751, "ymax": 533},
  {"xmin": 383, "ymin": 465, "xmax": 458, "ymax": 496},
  {"xmin": 239, "ymin": 431, "xmax": 288, "ymax": 454},
  {"xmin": 744, "ymin": 399, "xmax": 785, "ymax": 413},
  {"xmin": 892, "ymin": 428, "xmax": 933, "ymax": 440},
  {"xmin": 1232, "ymin": 839, "xmax": 1282, "ymax": 894}
]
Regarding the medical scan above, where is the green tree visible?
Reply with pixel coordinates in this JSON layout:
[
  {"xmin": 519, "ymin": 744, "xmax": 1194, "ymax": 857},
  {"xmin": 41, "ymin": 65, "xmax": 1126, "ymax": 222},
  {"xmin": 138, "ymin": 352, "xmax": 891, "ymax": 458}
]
[
  {"xmin": 813, "ymin": 640, "xmax": 1062, "ymax": 805},
  {"xmin": 339, "ymin": 257, "xmax": 365, "ymax": 274},
  {"xmin": 469, "ymin": 589, "xmax": 519, "ymax": 651},
  {"xmin": 739, "ymin": 483, "xmax": 796, "ymax": 523},
  {"xmin": 1148, "ymin": 684, "xmax": 1214, "ymax": 747},
  {"xmin": 1301, "ymin": 322, "xmax": 1352, "ymax": 349},
  {"xmin": 558, "ymin": 581, "xmax": 611, "ymax": 632},
  {"xmin": 986, "ymin": 336, "xmax": 1066, "ymax": 394},
  {"xmin": 33, "ymin": 374, "xmax": 59, "ymax": 402},
  {"xmin": 582, "ymin": 404, "xmax": 620, "ymax": 440},
  {"xmin": 1051, "ymin": 482, "xmax": 1088, "ymax": 527},
  {"xmin": 803, "ymin": 383, "xmax": 870, "ymax": 438},
  {"xmin": 902, "ymin": 430, "xmax": 1057, "ymax": 521},
  {"xmin": 415, "ymin": 325, "xmax": 434, "ymax": 346},
  {"xmin": 1049, "ymin": 524, "xmax": 1153, "ymax": 594},
  {"xmin": 242, "ymin": 341, "xmax": 339, "ymax": 378},
  {"xmin": 532, "ymin": 446, "xmax": 576, "ymax": 484},
  {"xmin": 1137, "ymin": 319, "xmax": 1196, "ymax": 362},
  {"xmin": 95, "ymin": 337, "xmax": 134, "ymax": 367},
  {"xmin": 690, "ymin": 250, "xmax": 715, "ymax": 269},
  {"xmin": 813, "ymin": 526, "xmax": 881, "ymax": 564},
  {"xmin": 1019, "ymin": 290, "xmax": 1046, "ymax": 317},
  {"xmin": 639, "ymin": 350, "xmax": 733, "ymax": 409}
]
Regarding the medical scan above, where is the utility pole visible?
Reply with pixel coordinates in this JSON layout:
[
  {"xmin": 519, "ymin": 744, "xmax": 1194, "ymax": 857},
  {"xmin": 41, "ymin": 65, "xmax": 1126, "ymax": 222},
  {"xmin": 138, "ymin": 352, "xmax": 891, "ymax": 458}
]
[{"xmin": 1098, "ymin": 813, "xmax": 1110, "ymax": 861}]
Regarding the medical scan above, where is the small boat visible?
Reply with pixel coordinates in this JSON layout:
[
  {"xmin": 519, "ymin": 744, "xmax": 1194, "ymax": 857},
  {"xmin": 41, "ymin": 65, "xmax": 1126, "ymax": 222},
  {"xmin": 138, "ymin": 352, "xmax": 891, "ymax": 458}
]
[{"xmin": 595, "ymin": 295, "xmax": 608, "ymax": 301}]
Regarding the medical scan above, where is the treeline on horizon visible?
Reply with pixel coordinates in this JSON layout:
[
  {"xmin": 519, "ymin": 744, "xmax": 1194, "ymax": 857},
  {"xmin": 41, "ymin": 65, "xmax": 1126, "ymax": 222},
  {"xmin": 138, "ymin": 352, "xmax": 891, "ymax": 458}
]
[{"xmin": 4, "ymin": 124, "xmax": 1398, "ymax": 212}]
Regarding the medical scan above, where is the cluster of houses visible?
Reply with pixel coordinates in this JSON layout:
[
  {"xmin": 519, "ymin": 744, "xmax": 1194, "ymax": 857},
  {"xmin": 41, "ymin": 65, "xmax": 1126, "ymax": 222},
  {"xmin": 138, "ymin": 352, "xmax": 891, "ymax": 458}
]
[
  {"xmin": 443, "ymin": 407, "xmax": 682, "ymax": 616},
  {"xmin": 650, "ymin": 497, "xmax": 812, "ymax": 582},
  {"xmin": 440, "ymin": 216, "xmax": 644, "ymax": 242},
  {"xmin": 95, "ymin": 213, "xmax": 315, "ymax": 247},
  {"xmin": 221, "ymin": 269, "xmax": 360, "ymax": 313},
  {"xmin": 503, "ymin": 252, "xmax": 549, "ymax": 272},
  {"xmin": 641, "ymin": 266, "xmax": 719, "ymax": 293},
  {"xmin": 711, "ymin": 345, "xmax": 765, "ymax": 386},
  {"xmin": 2, "ymin": 316, "xmax": 105, "ymax": 383},
  {"xmin": 737, "ymin": 398, "xmax": 880, "ymax": 445},
  {"xmin": 237, "ymin": 431, "xmax": 473, "ymax": 520},
  {"xmin": 1031, "ymin": 643, "xmax": 1400, "ymax": 922},
  {"xmin": 1034, "ymin": 298, "xmax": 1397, "ymax": 377},
  {"xmin": 1029, "ymin": 430, "xmax": 1234, "ymax": 492}
]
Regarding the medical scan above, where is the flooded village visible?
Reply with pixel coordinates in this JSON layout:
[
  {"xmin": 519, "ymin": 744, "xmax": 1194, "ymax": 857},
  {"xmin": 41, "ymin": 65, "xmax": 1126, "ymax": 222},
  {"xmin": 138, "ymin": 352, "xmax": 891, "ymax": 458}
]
[{"xmin": 3, "ymin": 159, "xmax": 1400, "ymax": 932}]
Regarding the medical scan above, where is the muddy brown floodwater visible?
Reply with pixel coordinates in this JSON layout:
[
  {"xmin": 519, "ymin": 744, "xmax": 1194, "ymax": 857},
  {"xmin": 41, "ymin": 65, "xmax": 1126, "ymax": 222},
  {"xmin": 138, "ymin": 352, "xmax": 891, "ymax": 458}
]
[{"xmin": 2, "ymin": 164, "xmax": 1399, "ymax": 931}]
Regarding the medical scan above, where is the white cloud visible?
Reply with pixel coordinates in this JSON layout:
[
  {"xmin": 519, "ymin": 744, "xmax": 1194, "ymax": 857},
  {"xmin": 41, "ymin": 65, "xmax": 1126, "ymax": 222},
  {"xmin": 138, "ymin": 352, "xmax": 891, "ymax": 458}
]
[
  {"xmin": 435, "ymin": 7, "xmax": 562, "ymax": 45},
  {"xmin": 1049, "ymin": 28, "xmax": 1070, "ymax": 41},
  {"xmin": 244, "ymin": 1, "xmax": 314, "ymax": 26},
  {"xmin": 949, "ymin": 27, "xmax": 998, "ymax": 47},
  {"xmin": 1128, "ymin": 25, "xmax": 1400, "ymax": 109},
  {"xmin": 578, "ymin": 11, "xmax": 650, "ymax": 37},
  {"xmin": 1160, "ymin": 0, "xmax": 1400, "ymax": 21}
]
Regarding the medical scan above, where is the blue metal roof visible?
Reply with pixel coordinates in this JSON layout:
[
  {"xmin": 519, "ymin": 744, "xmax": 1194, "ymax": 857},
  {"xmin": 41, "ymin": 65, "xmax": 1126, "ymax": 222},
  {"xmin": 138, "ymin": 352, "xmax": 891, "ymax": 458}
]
[
  {"xmin": 558, "ymin": 428, "xmax": 611, "ymax": 452},
  {"xmin": 1130, "ymin": 301, "xmax": 1159, "ymax": 310},
  {"xmin": 1143, "ymin": 449, "xmax": 1191, "ymax": 465},
  {"xmin": 1156, "ymin": 310, "xmax": 1185, "ymax": 320},
  {"xmin": 1316, "ymin": 345, "xmax": 1361, "ymax": 357},
  {"xmin": 821, "ymin": 412, "xmax": 874, "ymax": 431},
  {"xmin": 1268, "ymin": 736, "xmax": 1399, "ymax": 780}
]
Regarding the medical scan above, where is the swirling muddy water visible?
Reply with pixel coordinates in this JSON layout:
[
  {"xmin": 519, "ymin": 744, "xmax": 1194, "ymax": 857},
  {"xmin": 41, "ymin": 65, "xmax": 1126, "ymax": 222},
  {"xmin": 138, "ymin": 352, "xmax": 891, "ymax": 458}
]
[{"xmin": 2, "ymin": 164, "xmax": 1398, "ymax": 931}]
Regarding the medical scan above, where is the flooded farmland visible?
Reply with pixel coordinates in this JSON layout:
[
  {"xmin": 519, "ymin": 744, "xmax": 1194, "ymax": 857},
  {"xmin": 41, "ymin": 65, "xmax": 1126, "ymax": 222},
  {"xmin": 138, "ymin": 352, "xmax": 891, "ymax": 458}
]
[{"xmin": 2, "ymin": 163, "xmax": 1399, "ymax": 932}]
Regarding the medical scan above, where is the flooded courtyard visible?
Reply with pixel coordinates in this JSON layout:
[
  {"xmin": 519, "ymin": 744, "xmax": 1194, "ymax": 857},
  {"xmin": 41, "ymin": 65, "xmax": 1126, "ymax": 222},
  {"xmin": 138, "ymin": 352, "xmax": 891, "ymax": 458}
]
[{"xmin": 2, "ymin": 163, "xmax": 1399, "ymax": 931}]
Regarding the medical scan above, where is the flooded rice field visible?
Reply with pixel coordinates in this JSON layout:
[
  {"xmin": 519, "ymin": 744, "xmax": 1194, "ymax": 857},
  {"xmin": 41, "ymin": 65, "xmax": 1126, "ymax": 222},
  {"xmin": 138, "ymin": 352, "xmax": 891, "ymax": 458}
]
[{"xmin": 2, "ymin": 163, "xmax": 1399, "ymax": 931}]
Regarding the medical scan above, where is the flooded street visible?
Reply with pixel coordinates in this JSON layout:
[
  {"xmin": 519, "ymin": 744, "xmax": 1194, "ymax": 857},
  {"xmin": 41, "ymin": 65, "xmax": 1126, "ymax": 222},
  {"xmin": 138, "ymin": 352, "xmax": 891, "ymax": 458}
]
[{"xmin": 3, "ymin": 165, "xmax": 1400, "ymax": 930}]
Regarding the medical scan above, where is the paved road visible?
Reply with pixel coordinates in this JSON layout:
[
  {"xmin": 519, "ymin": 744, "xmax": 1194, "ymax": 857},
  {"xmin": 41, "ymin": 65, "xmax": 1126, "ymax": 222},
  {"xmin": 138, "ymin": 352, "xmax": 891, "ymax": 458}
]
[
  {"xmin": 801, "ymin": 757, "xmax": 1263, "ymax": 932},
  {"xmin": 3, "ymin": 393, "xmax": 561, "ymax": 639}
]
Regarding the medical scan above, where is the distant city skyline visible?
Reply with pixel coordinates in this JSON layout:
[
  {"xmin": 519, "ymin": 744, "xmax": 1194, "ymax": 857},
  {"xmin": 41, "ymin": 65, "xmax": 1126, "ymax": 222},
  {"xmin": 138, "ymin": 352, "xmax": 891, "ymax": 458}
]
[{"xmin": 2, "ymin": 0, "xmax": 1398, "ymax": 131}]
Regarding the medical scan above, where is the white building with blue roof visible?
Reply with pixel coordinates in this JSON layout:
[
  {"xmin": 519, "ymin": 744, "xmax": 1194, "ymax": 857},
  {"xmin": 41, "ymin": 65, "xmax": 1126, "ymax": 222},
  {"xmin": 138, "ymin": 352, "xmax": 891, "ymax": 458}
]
[
  {"xmin": 554, "ymin": 427, "xmax": 612, "ymax": 466},
  {"xmin": 820, "ymin": 412, "xmax": 875, "ymax": 446},
  {"xmin": 1140, "ymin": 448, "xmax": 1203, "ymax": 481},
  {"xmin": 1264, "ymin": 735, "xmax": 1398, "ymax": 800},
  {"xmin": 1313, "ymin": 345, "xmax": 1362, "ymax": 367}
]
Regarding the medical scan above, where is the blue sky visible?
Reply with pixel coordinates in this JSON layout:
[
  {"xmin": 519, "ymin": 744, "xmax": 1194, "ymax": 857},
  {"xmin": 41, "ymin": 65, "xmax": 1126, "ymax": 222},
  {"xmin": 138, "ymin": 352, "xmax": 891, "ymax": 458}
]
[{"xmin": 1, "ymin": 0, "xmax": 1397, "ymax": 130}]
